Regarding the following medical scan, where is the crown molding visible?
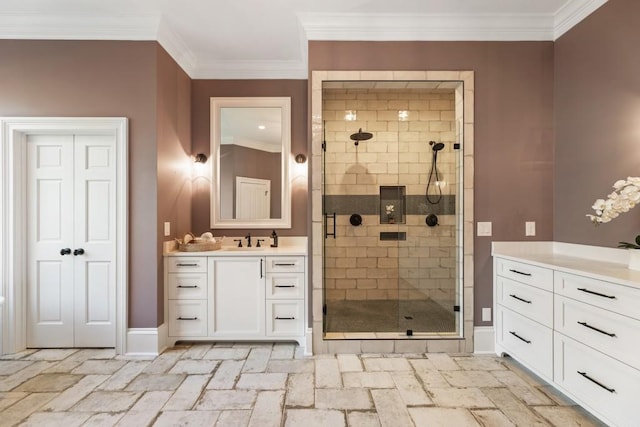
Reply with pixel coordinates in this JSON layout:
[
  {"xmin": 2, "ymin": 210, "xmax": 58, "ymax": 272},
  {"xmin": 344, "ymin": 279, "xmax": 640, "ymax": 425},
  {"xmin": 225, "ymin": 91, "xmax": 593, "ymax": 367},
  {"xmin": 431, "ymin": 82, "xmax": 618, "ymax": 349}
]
[
  {"xmin": 156, "ymin": 18, "xmax": 197, "ymax": 77},
  {"xmin": 298, "ymin": 12, "xmax": 556, "ymax": 41},
  {"xmin": 0, "ymin": 12, "xmax": 160, "ymax": 40},
  {"xmin": 298, "ymin": 0, "xmax": 609, "ymax": 43},
  {"xmin": 553, "ymin": 0, "xmax": 608, "ymax": 39},
  {"xmin": 0, "ymin": 1, "xmax": 610, "ymax": 79},
  {"xmin": 191, "ymin": 60, "xmax": 307, "ymax": 80}
]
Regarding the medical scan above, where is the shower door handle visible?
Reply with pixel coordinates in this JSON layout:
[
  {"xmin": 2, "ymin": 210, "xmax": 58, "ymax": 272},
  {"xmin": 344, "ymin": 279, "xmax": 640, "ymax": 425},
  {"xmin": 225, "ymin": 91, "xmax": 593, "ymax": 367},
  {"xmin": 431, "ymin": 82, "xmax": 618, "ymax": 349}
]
[{"xmin": 324, "ymin": 212, "xmax": 336, "ymax": 239}]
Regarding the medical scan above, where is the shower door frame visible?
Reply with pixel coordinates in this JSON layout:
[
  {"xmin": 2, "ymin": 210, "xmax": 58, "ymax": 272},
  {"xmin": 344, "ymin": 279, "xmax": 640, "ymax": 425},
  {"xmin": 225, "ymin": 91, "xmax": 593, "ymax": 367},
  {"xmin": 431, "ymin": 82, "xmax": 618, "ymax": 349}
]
[{"xmin": 311, "ymin": 70, "xmax": 475, "ymax": 354}]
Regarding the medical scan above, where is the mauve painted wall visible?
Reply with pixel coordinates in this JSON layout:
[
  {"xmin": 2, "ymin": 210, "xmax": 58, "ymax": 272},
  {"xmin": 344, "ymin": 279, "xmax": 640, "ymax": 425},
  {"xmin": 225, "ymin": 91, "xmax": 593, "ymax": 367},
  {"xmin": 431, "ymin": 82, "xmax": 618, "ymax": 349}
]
[
  {"xmin": 0, "ymin": 40, "xmax": 160, "ymax": 328},
  {"xmin": 156, "ymin": 45, "xmax": 192, "ymax": 325},
  {"xmin": 191, "ymin": 80, "xmax": 308, "ymax": 237},
  {"xmin": 555, "ymin": 0, "xmax": 640, "ymax": 246},
  {"xmin": 309, "ymin": 41, "xmax": 555, "ymax": 326}
]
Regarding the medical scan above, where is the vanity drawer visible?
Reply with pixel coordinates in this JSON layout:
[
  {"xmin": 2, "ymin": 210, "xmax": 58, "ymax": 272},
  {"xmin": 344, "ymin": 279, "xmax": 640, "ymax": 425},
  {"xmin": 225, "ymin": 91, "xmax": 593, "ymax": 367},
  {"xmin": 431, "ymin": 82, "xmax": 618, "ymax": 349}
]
[
  {"xmin": 497, "ymin": 306, "xmax": 553, "ymax": 380},
  {"xmin": 167, "ymin": 257, "xmax": 207, "ymax": 273},
  {"xmin": 167, "ymin": 273, "xmax": 207, "ymax": 300},
  {"xmin": 266, "ymin": 300, "xmax": 304, "ymax": 337},
  {"xmin": 495, "ymin": 258, "xmax": 553, "ymax": 292},
  {"xmin": 554, "ymin": 295, "xmax": 640, "ymax": 370},
  {"xmin": 168, "ymin": 300, "xmax": 207, "ymax": 337},
  {"xmin": 554, "ymin": 333, "xmax": 640, "ymax": 427},
  {"xmin": 554, "ymin": 272, "xmax": 640, "ymax": 320},
  {"xmin": 266, "ymin": 256, "xmax": 304, "ymax": 273},
  {"xmin": 496, "ymin": 276, "xmax": 553, "ymax": 327},
  {"xmin": 266, "ymin": 273, "xmax": 304, "ymax": 299}
]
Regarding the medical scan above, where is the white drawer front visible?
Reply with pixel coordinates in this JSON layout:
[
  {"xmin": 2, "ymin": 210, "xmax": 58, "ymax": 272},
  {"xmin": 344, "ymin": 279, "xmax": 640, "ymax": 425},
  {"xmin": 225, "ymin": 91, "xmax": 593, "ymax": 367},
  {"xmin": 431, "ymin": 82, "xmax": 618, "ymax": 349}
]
[
  {"xmin": 497, "ymin": 277, "xmax": 553, "ymax": 327},
  {"xmin": 266, "ymin": 256, "xmax": 304, "ymax": 273},
  {"xmin": 555, "ymin": 295, "xmax": 640, "ymax": 371},
  {"xmin": 266, "ymin": 300, "xmax": 304, "ymax": 337},
  {"xmin": 497, "ymin": 306, "xmax": 553, "ymax": 380},
  {"xmin": 167, "ymin": 257, "xmax": 207, "ymax": 273},
  {"xmin": 168, "ymin": 300, "xmax": 207, "ymax": 337},
  {"xmin": 554, "ymin": 272, "xmax": 640, "ymax": 321},
  {"xmin": 554, "ymin": 333, "xmax": 640, "ymax": 427},
  {"xmin": 495, "ymin": 258, "xmax": 553, "ymax": 292},
  {"xmin": 266, "ymin": 273, "xmax": 304, "ymax": 299},
  {"xmin": 168, "ymin": 273, "xmax": 207, "ymax": 300}
]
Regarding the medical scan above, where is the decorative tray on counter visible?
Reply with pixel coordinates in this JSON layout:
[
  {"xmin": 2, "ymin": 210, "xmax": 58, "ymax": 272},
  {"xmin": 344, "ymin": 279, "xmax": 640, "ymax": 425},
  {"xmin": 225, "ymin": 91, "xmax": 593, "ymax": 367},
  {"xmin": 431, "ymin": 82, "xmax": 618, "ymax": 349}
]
[{"xmin": 177, "ymin": 240, "xmax": 222, "ymax": 252}]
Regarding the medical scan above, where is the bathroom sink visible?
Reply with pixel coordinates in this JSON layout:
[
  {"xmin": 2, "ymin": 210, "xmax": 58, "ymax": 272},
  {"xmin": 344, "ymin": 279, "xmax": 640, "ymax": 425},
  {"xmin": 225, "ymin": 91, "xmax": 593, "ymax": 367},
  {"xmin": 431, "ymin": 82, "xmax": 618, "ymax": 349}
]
[{"xmin": 222, "ymin": 246, "xmax": 268, "ymax": 251}]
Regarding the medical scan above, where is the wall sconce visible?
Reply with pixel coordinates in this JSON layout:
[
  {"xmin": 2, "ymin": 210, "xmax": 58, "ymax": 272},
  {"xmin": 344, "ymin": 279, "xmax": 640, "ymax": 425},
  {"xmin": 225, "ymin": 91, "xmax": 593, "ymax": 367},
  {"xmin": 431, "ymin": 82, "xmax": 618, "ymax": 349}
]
[
  {"xmin": 194, "ymin": 153, "xmax": 208, "ymax": 163},
  {"xmin": 295, "ymin": 154, "xmax": 307, "ymax": 164}
]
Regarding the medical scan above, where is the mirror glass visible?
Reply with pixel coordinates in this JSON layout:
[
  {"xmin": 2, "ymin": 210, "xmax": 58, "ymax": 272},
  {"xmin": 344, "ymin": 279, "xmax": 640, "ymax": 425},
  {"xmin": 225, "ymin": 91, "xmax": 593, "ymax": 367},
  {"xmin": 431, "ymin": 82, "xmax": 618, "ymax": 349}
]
[{"xmin": 210, "ymin": 97, "xmax": 291, "ymax": 228}]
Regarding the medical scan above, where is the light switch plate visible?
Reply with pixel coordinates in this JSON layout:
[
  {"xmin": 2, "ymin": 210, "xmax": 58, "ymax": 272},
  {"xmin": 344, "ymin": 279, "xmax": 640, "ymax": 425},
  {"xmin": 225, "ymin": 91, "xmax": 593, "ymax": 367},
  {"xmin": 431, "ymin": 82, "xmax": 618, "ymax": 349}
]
[
  {"xmin": 525, "ymin": 221, "xmax": 536, "ymax": 236},
  {"xmin": 477, "ymin": 222, "xmax": 492, "ymax": 236},
  {"xmin": 482, "ymin": 307, "xmax": 492, "ymax": 322},
  {"xmin": 164, "ymin": 222, "xmax": 171, "ymax": 237}
]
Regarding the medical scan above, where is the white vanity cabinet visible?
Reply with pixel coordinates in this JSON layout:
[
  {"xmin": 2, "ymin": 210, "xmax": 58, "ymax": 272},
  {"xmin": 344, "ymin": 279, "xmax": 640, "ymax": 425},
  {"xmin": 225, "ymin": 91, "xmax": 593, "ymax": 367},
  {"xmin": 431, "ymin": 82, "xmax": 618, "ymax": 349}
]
[
  {"xmin": 164, "ymin": 248, "xmax": 307, "ymax": 350},
  {"xmin": 553, "ymin": 271, "xmax": 640, "ymax": 427},
  {"xmin": 494, "ymin": 258, "xmax": 554, "ymax": 381},
  {"xmin": 209, "ymin": 256, "xmax": 265, "ymax": 338},
  {"xmin": 166, "ymin": 256, "xmax": 208, "ymax": 338},
  {"xmin": 493, "ymin": 242, "xmax": 640, "ymax": 427},
  {"xmin": 265, "ymin": 257, "xmax": 305, "ymax": 337}
]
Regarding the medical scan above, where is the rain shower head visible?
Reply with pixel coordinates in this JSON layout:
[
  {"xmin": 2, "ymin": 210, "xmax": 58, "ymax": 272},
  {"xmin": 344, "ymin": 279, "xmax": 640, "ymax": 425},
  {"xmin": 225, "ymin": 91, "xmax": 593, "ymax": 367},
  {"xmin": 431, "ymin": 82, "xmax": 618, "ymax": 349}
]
[
  {"xmin": 350, "ymin": 128, "xmax": 373, "ymax": 146},
  {"xmin": 429, "ymin": 141, "xmax": 445, "ymax": 151}
]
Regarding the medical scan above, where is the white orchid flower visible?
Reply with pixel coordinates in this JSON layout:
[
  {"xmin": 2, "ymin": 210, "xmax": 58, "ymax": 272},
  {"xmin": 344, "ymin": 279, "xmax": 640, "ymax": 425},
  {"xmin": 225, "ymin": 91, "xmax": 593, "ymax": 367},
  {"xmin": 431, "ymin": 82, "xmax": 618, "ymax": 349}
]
[
  {"xmin": 587, "ymin": 177, "xmax": 640, "ymax": 234},
  {"xmin": 613, "ymin": 179, "xmax": 627, "ymax": 190}
]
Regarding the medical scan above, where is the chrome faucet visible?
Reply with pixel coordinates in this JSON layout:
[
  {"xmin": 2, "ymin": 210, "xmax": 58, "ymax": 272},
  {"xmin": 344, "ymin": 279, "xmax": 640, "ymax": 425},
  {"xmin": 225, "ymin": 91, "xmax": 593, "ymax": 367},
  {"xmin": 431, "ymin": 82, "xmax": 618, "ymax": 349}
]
[{"xmin": 245, "ymin": 233, "xmax": 252, "ymax": 247}]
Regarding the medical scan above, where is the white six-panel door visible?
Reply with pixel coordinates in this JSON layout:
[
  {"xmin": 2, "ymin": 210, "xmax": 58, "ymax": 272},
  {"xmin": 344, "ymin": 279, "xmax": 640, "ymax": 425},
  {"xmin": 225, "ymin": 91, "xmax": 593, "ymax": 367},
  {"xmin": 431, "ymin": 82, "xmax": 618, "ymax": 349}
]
[
  {"xmin": 236, "ymin": 176, "xmax": 270, "ymax": 219},
  {"xmin": 26, "ymin": 133, "xmax": 116, "ymax": 348}
]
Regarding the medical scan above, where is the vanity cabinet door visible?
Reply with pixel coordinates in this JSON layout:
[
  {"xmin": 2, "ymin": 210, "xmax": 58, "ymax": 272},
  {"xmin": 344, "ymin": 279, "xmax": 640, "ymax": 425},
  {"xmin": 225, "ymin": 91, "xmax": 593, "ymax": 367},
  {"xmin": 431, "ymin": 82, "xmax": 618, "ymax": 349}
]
[{"xmin": 209, "ymin": 256, "xmax": 266, "ymax": 338}]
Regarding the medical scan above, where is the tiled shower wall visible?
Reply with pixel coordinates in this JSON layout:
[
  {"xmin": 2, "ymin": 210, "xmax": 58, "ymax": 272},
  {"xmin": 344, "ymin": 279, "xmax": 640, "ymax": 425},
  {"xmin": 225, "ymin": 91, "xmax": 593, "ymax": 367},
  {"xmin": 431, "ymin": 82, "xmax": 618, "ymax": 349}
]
[{"xmin": 322, "ymin": 88, "xmax": 458, "ymax": 308}]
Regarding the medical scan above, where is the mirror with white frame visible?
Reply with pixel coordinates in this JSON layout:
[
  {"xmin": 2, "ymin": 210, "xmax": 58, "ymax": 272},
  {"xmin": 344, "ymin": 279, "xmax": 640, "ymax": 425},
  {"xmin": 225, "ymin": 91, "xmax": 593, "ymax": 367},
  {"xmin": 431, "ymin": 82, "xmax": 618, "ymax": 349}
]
[{"xmin": 210, "ymin": 97, "xmax": 291, "ymax": 229}]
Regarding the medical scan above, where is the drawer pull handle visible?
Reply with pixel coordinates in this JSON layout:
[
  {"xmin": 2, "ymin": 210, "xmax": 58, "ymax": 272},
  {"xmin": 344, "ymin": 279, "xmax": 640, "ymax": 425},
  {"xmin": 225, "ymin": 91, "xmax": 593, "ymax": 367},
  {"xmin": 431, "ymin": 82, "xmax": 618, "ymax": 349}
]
[
  {"xmin": 577, "ymin": 371, "xmax": 616, "ymax": 393},
  {"xmin": 275, "ymin": 263, "xmax": 296, "ymax": 267},
  {"xmin": 275, "ymin": 316, "xmax": 295, "ymax": 320},
  {"xmin": 508, "ymin": 269, "xmax": 531, "ymax": 277},
  {"xmin": 577, "ymin": 288, "xmax": 616, "ymax": 299},
  {"xmin": 177, "ymin": 285, "xmax": 199, "ymax": 289},
  {"xmin": 178, "ymin": 316, "xmax": 198, "ymax": 321},
  {"xmin": 176, "ymin": 263, "xmax": 199, "ymax": 267},
  {"xmin": 577, "ymin": 321, "xmax": 616, "ymax": 337},
  {"xmin": 509, "ymin": 331, "xmax": 531, "ymax": 344},
  {"xmin": 509, "ymin": 294, "xmax": 532, "ymax": 304},
  {"xmin": 275, "ymin": 285, "xmax": 296, "ymax": 288}
]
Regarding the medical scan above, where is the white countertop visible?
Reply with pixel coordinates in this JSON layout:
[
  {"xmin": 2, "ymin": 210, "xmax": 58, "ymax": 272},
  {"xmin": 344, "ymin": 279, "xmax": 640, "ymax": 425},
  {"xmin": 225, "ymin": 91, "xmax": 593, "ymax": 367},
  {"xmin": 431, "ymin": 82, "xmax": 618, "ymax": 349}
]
[
  {"xmin": 492, "ymin": 241, "xmax": 640, "ymax": 288},
  {"xmin": 164, "ymin": 236, "xmax": 307, "ymax": 257}
]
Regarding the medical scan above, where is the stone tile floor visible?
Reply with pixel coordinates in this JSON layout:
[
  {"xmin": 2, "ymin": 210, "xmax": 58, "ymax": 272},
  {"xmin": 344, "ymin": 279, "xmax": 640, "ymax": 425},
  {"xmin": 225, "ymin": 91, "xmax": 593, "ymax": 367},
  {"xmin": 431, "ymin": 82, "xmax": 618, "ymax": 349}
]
[{"xmin": 0, "ymin": 343, "xmax": 605, "ymax": 426}]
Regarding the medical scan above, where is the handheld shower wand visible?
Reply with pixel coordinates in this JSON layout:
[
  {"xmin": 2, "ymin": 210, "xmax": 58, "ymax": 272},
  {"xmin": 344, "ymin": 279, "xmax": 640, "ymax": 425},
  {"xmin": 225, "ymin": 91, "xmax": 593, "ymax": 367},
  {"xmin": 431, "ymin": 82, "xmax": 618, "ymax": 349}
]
[{"xmin": 426, "ymin": 141, "xmax": 444, "ymax": 204}]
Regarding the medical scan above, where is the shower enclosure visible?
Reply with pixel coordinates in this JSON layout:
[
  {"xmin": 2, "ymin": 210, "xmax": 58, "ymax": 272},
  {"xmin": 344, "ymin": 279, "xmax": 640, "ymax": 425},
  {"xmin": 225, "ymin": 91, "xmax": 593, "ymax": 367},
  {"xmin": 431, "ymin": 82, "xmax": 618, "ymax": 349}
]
[{"xmin": 321, "ymin": 81, "xmax": 463, "ymax": 338}]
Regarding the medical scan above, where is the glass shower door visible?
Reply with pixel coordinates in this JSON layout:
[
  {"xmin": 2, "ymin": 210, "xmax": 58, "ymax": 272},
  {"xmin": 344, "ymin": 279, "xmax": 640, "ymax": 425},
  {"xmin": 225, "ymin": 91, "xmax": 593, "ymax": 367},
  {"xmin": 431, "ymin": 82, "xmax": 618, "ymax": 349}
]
[{"xmin": 322, "ymin": 82, "xmax": 462, "ymax": 337}]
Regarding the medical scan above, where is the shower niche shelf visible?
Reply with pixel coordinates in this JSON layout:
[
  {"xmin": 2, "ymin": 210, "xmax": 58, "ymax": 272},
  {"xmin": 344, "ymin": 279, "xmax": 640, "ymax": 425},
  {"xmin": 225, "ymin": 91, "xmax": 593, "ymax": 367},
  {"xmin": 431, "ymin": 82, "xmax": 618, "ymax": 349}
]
[{"xmin": 380, "ymin": 186, "xmax": 406, "ymax": 224}]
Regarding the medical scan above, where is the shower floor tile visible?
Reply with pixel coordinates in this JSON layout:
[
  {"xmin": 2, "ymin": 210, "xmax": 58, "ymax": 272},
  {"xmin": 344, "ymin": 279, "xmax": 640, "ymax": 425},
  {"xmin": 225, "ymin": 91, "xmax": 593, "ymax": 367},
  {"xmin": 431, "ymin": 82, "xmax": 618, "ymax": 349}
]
[{"xmin": 325, "ymin": 298, "xmax": 455, "ymax": 333}]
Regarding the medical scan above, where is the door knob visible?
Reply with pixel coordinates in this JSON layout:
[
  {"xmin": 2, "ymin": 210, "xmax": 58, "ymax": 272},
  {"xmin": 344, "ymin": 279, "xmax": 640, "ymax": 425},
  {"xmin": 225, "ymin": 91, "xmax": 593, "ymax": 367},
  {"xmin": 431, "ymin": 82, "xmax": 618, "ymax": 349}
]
[
  {"xmin": 60, "ymin": 248, "xmax": 71, "ymax": 256},
  {"xmin": 73, "ymin": 248, "xmax": 85, "ymax": 256}
]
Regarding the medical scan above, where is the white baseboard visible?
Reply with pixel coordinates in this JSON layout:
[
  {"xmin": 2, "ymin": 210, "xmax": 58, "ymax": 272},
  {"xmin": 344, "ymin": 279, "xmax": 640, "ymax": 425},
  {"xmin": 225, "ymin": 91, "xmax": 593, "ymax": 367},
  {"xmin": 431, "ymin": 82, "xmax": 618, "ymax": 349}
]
[
  {"xmin": 473, "ymin": 326, "xmax": 495, "ymax": 354},
  {"xmin": 157, "ymin": 323, "xmax": 168, "ymax": 354},
  {"xmin": 126, "ymin": 325, "xmax": 166, "ymax": 357},
  {"xmin": 304, "ymin": 328, "xmax": 313, "ymax": 356}
]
